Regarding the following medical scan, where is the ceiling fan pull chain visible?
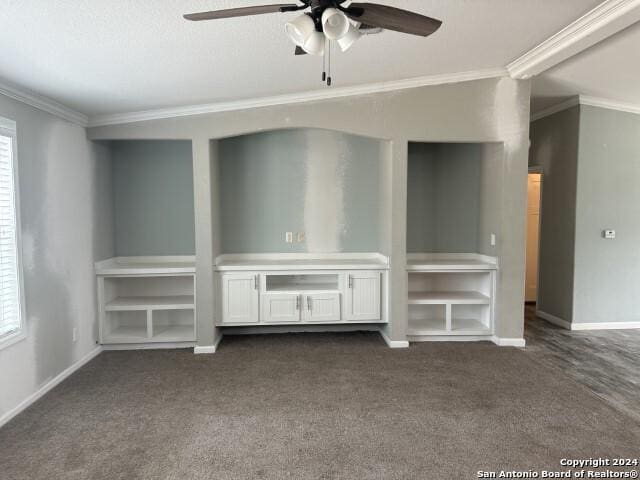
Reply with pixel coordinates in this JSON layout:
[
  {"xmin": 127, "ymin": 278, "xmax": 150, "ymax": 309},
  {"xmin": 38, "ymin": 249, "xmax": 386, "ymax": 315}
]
[{"xmin": 327, "ymin": 40, "xmax": 332, "ymax": 86}]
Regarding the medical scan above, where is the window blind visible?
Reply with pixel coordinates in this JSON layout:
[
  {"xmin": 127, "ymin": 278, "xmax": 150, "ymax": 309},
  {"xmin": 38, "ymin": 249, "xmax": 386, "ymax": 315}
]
[{"xmin": 0, "ymin": 133, "xmax": 21, "ymax": 338}]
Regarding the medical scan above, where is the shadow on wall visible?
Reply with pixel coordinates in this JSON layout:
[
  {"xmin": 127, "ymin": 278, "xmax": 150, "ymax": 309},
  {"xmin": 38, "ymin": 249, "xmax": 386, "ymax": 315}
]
[{"xmin": 217, "ymin": 128, "xmax": 389, "ymax": 254}]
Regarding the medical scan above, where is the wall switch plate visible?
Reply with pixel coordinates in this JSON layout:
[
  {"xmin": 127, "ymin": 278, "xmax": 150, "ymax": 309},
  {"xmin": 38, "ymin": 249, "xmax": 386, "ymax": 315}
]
[
  {"xmin": 603, "ymin": 229, "xmax": 616, "ymax": 239},
  {"xmin": 490, "ymin": 233, "xmax": 496, "ymax": 246},
  {"xmin": 297, "ymin": 232, "xmax": 305, "ymax": 243},
  {"xmin": 285, "ymin": 232, "xmax": 293, "ymax": 243}
]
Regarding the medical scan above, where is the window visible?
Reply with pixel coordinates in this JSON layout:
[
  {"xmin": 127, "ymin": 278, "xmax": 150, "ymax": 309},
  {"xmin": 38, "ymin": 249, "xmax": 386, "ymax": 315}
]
[{"xmin": 0, "ymin": 116, "xmax": 24, "ymax": 348}]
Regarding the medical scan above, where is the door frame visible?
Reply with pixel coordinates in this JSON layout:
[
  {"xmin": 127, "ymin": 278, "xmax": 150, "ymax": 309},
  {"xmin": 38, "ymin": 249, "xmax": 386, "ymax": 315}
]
[{"xmin": 527, "ymin": 166, "xmax": 544, "ymax": 306}]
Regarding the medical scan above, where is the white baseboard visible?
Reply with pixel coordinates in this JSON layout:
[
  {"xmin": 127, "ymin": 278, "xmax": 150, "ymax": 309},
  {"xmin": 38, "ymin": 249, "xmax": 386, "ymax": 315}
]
[
  {"xmin": 536, "ymin": 310, "xmax": 572, "ymax": 330},
  {"xmin": 102, "ymin": 342, "xmax": 195, "ymax": 351},
  {"xmin": 379, "ymin": 330, "xmax": 409, "ymax": 348},
  {"xmin": 0, "ymin": 346, "xmax": 102, "ymax": 429},
  {"xmin": 571, "ymin": 321, "xmax": 640, "ymax": 331},
  {"xmin": 407, "ymin": 335, "xmax": 493, "ymax": 343},
  {"xmin": 491, "ymin": 336, "xmax": 526, "ymax": 347},
  {"xmin": 194, "ymin": 335, "xmax": 223, "ymax": 354}
]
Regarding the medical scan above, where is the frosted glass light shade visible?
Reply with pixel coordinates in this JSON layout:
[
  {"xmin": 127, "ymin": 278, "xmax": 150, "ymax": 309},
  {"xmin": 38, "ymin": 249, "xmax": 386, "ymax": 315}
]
[
  {"xmin": 285, "ymin": 14, "xmax": 315, "ymax": 47},
  {"xmin": 337, "ymin": 23, "xmax": 362, "ymax": 52},
  {"xmin": 302, "ymin": 31, "xmax": 326, "ymax": 56},
  {"xmin": 321, "ymin": 8, "xmax": 350, "ymax": 40}
]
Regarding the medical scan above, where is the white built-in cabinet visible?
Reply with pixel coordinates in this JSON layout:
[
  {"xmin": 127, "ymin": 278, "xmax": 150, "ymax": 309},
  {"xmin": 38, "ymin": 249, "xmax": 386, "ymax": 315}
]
[
  {"xmin": 95, "ymin": 257, "xmax": 196, "ymax": 346},
  {"xmin": 217, "ymin": 257, "xmax": 387, "ymax": 326}
]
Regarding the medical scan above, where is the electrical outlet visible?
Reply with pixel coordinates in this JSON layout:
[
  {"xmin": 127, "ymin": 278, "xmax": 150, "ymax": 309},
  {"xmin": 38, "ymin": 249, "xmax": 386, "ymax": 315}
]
[
  {"xmin": 297, "ymin": 232, "xmax": 306, "ymax": 243},
  {"xmin": 285, "ymin": 232, "xmax": 293, "ymax": 243},
  {"xmin": 490, "ymin": 233, "xmax": 496, "ymax": 246},
  {"xmin": 603, "ymin": 229, "xmax": 616, "ymax": 239},
  {"xmin": 72, "ymin": 327, "xmax": 78, "ymax": 342}
]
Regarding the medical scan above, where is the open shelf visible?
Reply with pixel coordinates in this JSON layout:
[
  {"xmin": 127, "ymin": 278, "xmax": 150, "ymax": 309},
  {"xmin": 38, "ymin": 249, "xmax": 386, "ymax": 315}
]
[
  {"xmin": 106, "ymin": 295, "xmax": 195, "ymax": 311},
  {"xmin": 265, "ymin": 273, "xmax": 340, "ymax": 293},
  {"xmin": 104, "ymin": 325, "xmax": 149, "ymax": 343},
  {"xmin": 152, "ymin": 324, "xmax": 195, "ymax": 342},
  {"xmin": 408, "ymin": 291, "xmax": 489, "ymax": 305}
]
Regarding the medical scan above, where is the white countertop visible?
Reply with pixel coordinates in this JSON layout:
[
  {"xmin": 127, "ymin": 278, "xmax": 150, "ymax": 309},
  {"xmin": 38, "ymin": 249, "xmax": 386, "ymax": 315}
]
[
  {"xmin": 406, "ymin": 254, "xmax": 497, "ymax": 271},
  {"xmin": 95, "ymin": 256, "xmax": 196, "ymax": 275},
  {"xmin": 214, "ymin": 254, "xmax": 389, "ymax": 271}
]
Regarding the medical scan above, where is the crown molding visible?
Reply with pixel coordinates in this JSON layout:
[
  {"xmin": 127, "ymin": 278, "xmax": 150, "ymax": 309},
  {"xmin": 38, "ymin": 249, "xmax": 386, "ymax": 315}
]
[
  {"xmin": 530, "ymin": 95, "xmax": 640, "ymax": 122},
  {"xmin": 87, "ymin": 68, "xmax": 508, "ymax": 127},
  {"xmin": 579, "ymin": 95, "xmax": 640, "ymax": 116},
  {"xmin": 530, "ymin": 97, "xmax": 580, "ymax": 122},
  {"xmin": 509, "ymin": 0, "xmax": 640, "ymax": 79},
  {"xmin": 0, "ymin": 80, "xmax": 88, "ymax": 126}
]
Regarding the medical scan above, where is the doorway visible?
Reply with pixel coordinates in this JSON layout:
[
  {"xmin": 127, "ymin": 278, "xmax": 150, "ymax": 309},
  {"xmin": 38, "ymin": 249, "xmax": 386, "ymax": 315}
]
[{"xmin": 525, "ymin": 171, "xmax": 542, "ymax": 303}]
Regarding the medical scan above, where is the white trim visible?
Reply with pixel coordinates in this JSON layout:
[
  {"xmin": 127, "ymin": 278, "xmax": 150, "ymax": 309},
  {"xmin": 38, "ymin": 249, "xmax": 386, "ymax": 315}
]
[
  {"xmin": 216, "ymin": 252, "xmax": 388, "ymax": 264},
  {"xmin": 0, "ymin": 346, "xmax": 102, "ymax": 429},
  {"xmin": 536, "ymin": 310, "xmax": 572, "ymax": 329},
  {"xmin": 87, "ymin": 68, "xmax": 508, "ymax": 127},
  {"xmin": 0, "ymin": 80, "xmax": 88, "ymax": 127},
  {"xmin": 570, "ymin": 321, "xmax": 640, "ymax": 331},
  {"xmin": 508, "ymin": 0, "xmax": 640, "ymax": 79},
  {"xmin": 194, "ymin": 335, "xmax": 223, "ymax": 354},
  {"xmin": 579, "ymin": 95, "xmax": 640, "ymax": 116},
  {"xmin": 379, "ymin": 330, "xmax": 409, "ymax": 349},
  {"xmin": 491, "ymin": 336, "xmax": 526, "ymax": 347},
  {"xmin": 530, "ymin": 97, "xmax": 580, "ymax": 122},
  {"xmin": 408, "ymin": 335, "xmax": 493, "ymax": 343},
  {"xmin": 102, "ymin": 342, "xmax": 196, "ymax": 350},
  {"xmin": 531, "ymin": 95, "xmax": 640, "ymax": 122}
]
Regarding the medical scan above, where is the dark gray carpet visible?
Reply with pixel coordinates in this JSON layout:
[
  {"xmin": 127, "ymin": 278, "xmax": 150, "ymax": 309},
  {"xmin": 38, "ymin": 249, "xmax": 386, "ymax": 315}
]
[{"xmin": 1, "ymin": 332, "xmax": 639, "ymax": 480}]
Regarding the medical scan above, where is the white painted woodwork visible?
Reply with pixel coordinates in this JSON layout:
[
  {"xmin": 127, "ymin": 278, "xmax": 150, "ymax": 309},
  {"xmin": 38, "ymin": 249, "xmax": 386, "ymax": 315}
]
[
  {"xmin": 261, "ymin": 294, "xmax": 302, "ymax": 324},
  {"xmin": 303, "ymin": 293, "xmax": 341, "ymax": 323},
  {"xmin": 215, "ymin": 253, "xmax": 389, "ymax": 272},
  {"xmin": 525, "ymin": 173, "xmax": 541, "ymax": 302},
  {"xmin": 344, "ymin": 271, "xmax": 381, "ymax": 322},
  {"xmin": 407, "ymin": 257, "xmax": 496, "ymax": 339},
  {"xmin": 221, "ymin": 273, "xmax": 260, "ymax": 324},
  {"xmin": 96, "ymin": 258, "xmax": 196, "ymax": 345}
]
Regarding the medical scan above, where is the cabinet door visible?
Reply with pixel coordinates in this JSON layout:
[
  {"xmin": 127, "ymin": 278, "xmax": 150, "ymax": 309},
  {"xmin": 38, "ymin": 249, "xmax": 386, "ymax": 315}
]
[
  {"xmin": 344, "ymin": 271, "xmax": 381, "ymax": 321},
  {"xmin": 261, "ymin": 294, "xmax": 301, "ymax": 324},
  {"xmin": 303, "ymin": 293, "xmax": 341, "ymax": 323},
  {"xmin": 221, "ymin": 274, "xmax": 259, "ymax": 324}
]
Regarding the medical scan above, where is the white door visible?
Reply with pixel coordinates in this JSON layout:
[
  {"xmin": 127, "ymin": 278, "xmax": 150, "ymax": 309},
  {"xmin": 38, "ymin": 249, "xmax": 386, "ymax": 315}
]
[
  {"xmin": 344, "ymin": 271, "xmax": 381, "ymax": 321},
  {"xmin": 526, "ymin": 173, "xmax": 542, "ymax": 302},
  {"xmin": 303, "ymin": 293, "xmax": 341, "ymax": 323},
  {"xmin": 261, "ymin": 294, "xmax": 301, "ymax": 324},
  {"xmin": 221, "ymin": 274, "xmax": 259, "ymax": 324}
]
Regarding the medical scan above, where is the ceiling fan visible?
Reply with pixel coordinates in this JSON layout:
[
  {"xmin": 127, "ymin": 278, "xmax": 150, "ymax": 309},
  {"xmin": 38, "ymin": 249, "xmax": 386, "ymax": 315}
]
[{"xmin": 184, "ymin": 1, "xmax": 442, "ymax": 85}]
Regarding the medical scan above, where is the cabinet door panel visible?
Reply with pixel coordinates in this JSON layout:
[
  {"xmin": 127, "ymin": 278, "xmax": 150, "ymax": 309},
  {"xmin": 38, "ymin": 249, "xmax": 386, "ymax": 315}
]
[
  {"xmin": 261, "ymin": 294, "xmax": 301, "ymax": 324},
  {"xmin": 304, "ymin": 293, "xmax": 341, "ymax": 322},
  {"xmin": 344, "ymin": 271, "xmax": 381, "ymax": 321},
  {"xmin": 221, "ymin": 274, "xmax": 259, "ymax": 324}
]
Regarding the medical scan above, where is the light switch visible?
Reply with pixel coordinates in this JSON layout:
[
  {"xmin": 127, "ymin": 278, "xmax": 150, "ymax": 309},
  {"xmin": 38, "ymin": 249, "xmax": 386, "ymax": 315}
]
[
  {"xmin": 297, "ymin": 232, "xmax": 306, "ymax": 243},
  {"xmin": 490, "ymin": 233, "xmax": 496, "ymax": 246},
  {"xmin": 285, "ymin": 232, "xmax": 293, "ymax": 243},
  {"xmin": 603, "ymin": 230, "xmax": 616, "ymax": 239}
]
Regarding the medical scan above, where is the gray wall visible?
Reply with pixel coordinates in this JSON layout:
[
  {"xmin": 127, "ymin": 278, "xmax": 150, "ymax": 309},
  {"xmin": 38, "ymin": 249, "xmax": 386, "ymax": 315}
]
[
  {"xmin": 111, "ymin": 140, "xmax": 195, "ymax": 256},
  {"xmin": 407, "ymin": 143, "xmax": 482, "ymax": 253},
  {"xmin": 529, "ymin": 106, "xmax": 580, "ymax": 322},
  {"xmin": 573, "ymin": 106, "xmax": 640, "ymax": 325},
  {"xmin": 88, "ymin": 76, "xmax": 531, "ymax": 344},
  {"xmin": 218, "ymin": 129, "xmax": 383, "ymax": 254},
  {"xmin": 0, "ymin": 93, "xmax": 114, "ymax": 422}
]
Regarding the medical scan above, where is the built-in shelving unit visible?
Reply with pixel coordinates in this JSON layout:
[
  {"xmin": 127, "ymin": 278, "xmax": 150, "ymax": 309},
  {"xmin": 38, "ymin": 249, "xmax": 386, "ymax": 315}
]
[
  {"xmin": 96, "ymin": 257, "xmax": 196, "ymax": 346},
  {"xmin": 406, "ymin": 254, "xmax": 497, "ymax": 340}
]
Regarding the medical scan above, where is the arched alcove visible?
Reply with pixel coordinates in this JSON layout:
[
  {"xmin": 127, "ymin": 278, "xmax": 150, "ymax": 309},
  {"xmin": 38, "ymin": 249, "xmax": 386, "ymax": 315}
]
[{"xmin": 216, "ymin": 128, "xmax": 390, "ymax": 255}]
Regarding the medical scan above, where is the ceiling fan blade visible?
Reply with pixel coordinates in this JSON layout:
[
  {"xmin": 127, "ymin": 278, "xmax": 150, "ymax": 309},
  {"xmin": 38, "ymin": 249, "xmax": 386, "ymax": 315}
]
[
  {"xmin": 184, "ymin": 4, "xmax": 299, "ymax": 21},
  {"xmin": 345, "ymin": 3, "xmax": 442, "ymax": 37},
  {"xmin": 295, "ymin": 46, "xmax": 307, "ymax": 56}
]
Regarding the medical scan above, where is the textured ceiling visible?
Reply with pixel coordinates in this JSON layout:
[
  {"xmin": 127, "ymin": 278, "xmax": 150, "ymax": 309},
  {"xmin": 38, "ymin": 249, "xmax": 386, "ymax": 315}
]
[
  {"xmin": 531, "ymin": 21, "xmax": 640, "ymax": 114},
  {"xmin": 0, "ymin": 0, "xmax": 602, "ymax": 116}
]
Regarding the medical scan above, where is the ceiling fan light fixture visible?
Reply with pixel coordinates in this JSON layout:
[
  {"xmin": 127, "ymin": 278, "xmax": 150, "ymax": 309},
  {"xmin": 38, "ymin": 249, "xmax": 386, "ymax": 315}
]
[
  {"xmin": 337, "ymin": 22, "xmax": 362, "ymax": 52},
  {"xmin": 285, "ymin": 13, "xmax": 315, "ymax": 47},
  {"xmin": 302, "ymin": 31, "xmax": 326, "ymax": 56},
  {"xmin": 321, "ymin": 8, "xmax": 350, "ymax": 40}
]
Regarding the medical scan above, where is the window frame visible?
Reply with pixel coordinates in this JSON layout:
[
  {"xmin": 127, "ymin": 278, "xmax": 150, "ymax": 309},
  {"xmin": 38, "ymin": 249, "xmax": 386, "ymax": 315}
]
[{"xmin": 0, "ymin": 116, "xmax": 26, "ymax": 351}]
